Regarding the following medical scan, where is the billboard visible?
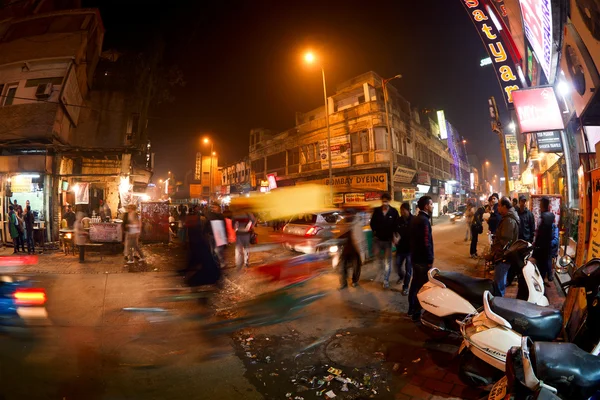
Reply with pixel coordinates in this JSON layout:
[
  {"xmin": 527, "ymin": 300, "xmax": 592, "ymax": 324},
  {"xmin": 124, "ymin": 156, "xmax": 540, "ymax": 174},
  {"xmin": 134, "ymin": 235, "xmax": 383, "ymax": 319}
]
[
  {"xmin": 319, "ymin": 135, "xmax": 350, "ymax": 169},
  {"xmin": 519, "ymin": 0, "xmax": 554, "ymax": 81},
  {"xmin": 513, "ymin": 87, "xmax": 565, "ymax": 133},
  {"xmin": 505, "ymin": 134, "xmax": 519, "ymax": 163},
  {"xmin": 437, "ymin": 110, "xmax": 448, "ymax": 139}
]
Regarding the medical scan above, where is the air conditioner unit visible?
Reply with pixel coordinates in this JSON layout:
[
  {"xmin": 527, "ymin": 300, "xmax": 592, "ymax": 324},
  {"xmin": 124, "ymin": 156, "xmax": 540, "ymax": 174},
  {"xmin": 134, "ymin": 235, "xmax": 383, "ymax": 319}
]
[{"xmin": 35, "ymin": 83, "xmax": 52, "ymax": 99}]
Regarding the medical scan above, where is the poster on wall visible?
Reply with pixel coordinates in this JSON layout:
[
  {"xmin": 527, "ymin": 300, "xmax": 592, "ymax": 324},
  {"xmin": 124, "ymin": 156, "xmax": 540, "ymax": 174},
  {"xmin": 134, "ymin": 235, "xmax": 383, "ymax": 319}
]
[
  {"xmin": 140, "ymin": 202, "xmax": 170, "ymax": 243},
  {"xmin": 75, "ymin": 182, "xmax": 90, "ymax": 205},
  {"xmin": 319, "ymin": 135, "xmax": 350, "ymax": 169},
  {"xmin": 530, "ymin": 194, "xmax": 561, "ymax": 230}
]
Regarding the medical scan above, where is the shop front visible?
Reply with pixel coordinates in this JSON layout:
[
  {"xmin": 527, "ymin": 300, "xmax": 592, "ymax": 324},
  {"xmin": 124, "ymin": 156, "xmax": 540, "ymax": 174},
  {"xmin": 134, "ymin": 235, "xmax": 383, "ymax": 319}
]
[{"xmin": 300, "ymin": 171, "xmax": 388, "ymax": 206}]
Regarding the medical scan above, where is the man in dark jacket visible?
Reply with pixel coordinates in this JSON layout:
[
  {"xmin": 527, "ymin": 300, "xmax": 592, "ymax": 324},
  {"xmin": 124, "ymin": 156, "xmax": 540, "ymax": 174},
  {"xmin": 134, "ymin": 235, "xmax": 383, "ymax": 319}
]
[
  {"xmin": 533, "ymin": 196, "xmax": 559, "ymax": 282},
  {"xmin": 470, "ymin": 204, "xmax": 485, "ymax": 258},
  {"xmin": 370, "ymin": 193, "xmax": 400, "ymax": 289},
  {"xmin": 408, "ymin": 196, "xmax": 434, "ymax": 321},
  {"xmin": 486, "ymin": 197, "xmax": 520, "ymax": 295},
  {"xmin": 487, "ymin": 193, "xmax": 500, "ymax": 235},
  {"xmin": 517, "ymin": 195, "xmax": 535, "ymax": 243},
  {"xmin": 395, "ymin": 202, "xmax": 413, "ymax": 295}
]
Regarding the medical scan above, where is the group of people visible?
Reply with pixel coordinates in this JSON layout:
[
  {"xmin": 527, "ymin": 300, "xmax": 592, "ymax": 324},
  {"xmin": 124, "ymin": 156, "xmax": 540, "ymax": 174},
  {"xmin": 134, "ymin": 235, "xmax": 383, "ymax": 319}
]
[
  {"xmin": 465, "ymin": 193, "xmax": 559, "ymax": 294},
  {"xmin": 8, "ymin": 199, "xmax": 35, "ymax": 254}
]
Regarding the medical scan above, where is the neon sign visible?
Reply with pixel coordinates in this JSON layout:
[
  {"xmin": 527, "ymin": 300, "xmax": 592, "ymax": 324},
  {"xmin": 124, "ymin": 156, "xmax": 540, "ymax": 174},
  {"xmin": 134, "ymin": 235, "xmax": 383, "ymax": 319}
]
[{"xmin": 461, "ymin": 0, "xmax": 522, "ymax": 108}]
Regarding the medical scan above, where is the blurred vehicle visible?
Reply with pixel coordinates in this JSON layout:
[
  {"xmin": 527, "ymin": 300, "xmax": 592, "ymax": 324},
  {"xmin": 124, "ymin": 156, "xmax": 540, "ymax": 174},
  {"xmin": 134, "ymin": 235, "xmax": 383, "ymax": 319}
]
[
  {"xmin": 282, "ymin": 210, "xmax": 351, "ymax": 254},
  {"xmin": 450, "ymin": 204, "xmax": 467, "ymax": 224},
  {"xmin": 0, "ymin": 275, "xmax": 47, "ymax": 329}
]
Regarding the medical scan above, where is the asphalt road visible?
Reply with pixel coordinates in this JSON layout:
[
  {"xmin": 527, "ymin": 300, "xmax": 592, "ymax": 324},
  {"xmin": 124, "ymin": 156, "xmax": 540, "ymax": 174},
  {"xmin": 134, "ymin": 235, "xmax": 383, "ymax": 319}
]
[{"xmin": 0, "ymin": 218, "xmax": 507, "ymax": 399}]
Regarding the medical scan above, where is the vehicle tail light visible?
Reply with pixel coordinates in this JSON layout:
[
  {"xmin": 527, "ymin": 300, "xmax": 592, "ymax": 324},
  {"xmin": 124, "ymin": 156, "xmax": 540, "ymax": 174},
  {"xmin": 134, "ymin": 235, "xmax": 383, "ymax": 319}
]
[
  {"xmin": 305, "ymin": 226, "xmax": 322, "ymax": 236},
  {"xmin": 14, "ymin": 288, "xmax": 46, "ymax": 306}
]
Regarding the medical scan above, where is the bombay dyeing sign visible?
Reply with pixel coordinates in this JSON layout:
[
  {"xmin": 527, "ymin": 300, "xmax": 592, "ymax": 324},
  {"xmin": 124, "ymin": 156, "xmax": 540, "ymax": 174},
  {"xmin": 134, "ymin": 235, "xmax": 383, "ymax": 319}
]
[
  {"xmin": 322, "ymin": 173, "xmax": 387, "ymax": 192},
  {"xmin": 461, "ymin": 0, "xmax": 522, "ymax": 108},
  {"xmin": 519, "ymin": 0, "xmax": 553, "ymax": 81}
]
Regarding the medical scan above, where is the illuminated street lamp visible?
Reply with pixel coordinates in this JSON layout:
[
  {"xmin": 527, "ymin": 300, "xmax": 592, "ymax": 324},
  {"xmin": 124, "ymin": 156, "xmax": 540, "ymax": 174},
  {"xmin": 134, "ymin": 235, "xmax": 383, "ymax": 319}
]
[
  {"xmin": 383, "ymin": 74, "xmax": 403, "ymax": 200},
  {"xmin": 203, "ymin": 137, "xmax": 215, "ymax": 202},
  {"xmin": 304, "ymin": 51, "xmax": 333, "ymax": 202}
]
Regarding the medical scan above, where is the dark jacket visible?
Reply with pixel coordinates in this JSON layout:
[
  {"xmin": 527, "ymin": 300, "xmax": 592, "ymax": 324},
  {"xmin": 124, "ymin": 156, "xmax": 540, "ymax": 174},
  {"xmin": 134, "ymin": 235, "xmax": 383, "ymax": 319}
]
[
  {"xmin": 370, "ymin": 206, "xmax": 400, "ymax": 241},
  {"xmin": 471, "ymin": 206, "xmax": 485, "ymax": 230},
  {"xmin": 24, "ymin": 211, "xmax": 34, "ymax": 233},
  {"xmin": 410, "ymin": 211, "xmax": 434, "ymax": 265},
  {"xmin": 517, "ymin": 207, "xmax": 535, "ymax": 242},
  {"xmin": 488, "ymin": 203, "xmax": 500, "ymax": 234},
  {"xmin": 397, "ymin": 213, "xmax": 413, "ymax": 253},
  {"xmin": 534, "ymin": 211, "xmax": 559, "ymax": 258},
  {"xmin": 489, "ymin": 208, "xmax": 520, "ymax": 260}
]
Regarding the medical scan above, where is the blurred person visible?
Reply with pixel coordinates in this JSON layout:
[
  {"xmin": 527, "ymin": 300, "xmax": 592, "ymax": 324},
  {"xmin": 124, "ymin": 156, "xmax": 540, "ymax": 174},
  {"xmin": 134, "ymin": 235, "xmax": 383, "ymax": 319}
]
[
  {"xmin": 206, "ymin": 203, "xmax": 227, "ymax": 266},
  {"xmin": 232, "ymin": 207, "xmax": 256, "ymax": 268},
  {"xmin": 74, "ymin": 211, "xmax": 87, "ymax": 263},
  {"xmin": 98, "ymin": 199, "xmax": 112, "ymax": 221},
  {"xmin": 396, "ymin": 202, "xmax": 413, "ymax": 295},
  {"xmin": 24, "ymin": 205, "xmax": 35, "ymax": 254},
  {"xmin": 182, "ymin": 207, "xmax": 222, "ymax": 287},
  {"xmin": 177, "ymin": 205, "xmax": 188, "ymax": 243},
  {"xmin": 370, "ymin": 192, "xmax": 400, "ymax": 289},
  {"xmin": 123, "ymin": 204, "xmax": 144, "ymax": 264},
  {"xmin": 532, "ymin": 197, "xmax": 559, "ymax": 282},
  {"xmin": 16, "ymin": 206, "xmax": 25, "ymax": 252},
  {"xmin": 464, "ymin": 203, "xmax": 474, "ymax": 242},
  {"xmin": 64, "ymin": 205, "xmax": 76, "ymax": 229},
  {"xmin": 408, "ymin": 196, "xmax": 434, "ymax": 321},
  {"xmin": 517, "ymin": 195, "xmax": 535, "ymax": 243},
  {"xmin": 470, "ymin": 203, "xmax": 485, "ymax": 258},
  {"xmin": 486, "ymin": 197, "xmax": 519, "ymax": 296},
  {"xmin": 512, "ymin": 198, "xmax": 519, "ymax": 209},
  {"xmin": 339, "ymin": 208, "xmax": 366, "ymax": 289},
  {"xmin": 8, "ymin": 206, "xmax": 20, "ymax": 253}
]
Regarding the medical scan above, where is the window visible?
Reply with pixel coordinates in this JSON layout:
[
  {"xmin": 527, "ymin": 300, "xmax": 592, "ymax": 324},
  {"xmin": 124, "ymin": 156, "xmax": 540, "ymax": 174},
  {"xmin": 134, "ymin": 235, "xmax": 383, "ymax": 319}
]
[
  {"xmin": 267, "ymin": 151, "xmax": 286, "ymax": 171},
  {"xmin": 351, "ymin": 130, "xmax": 369, "ymax": 153},
  {"xmin": 374, "ymin": 127, "xmax": 388, "ymax": 150},
  {"xmin": 301, "ymin": 144, "xmax": 318, "ymax": 164},
  {"xmin": 287, "ymin": 147, "xmax": 300, "ymax": 166},
  {"xmin": 251, "ymin": 158, "xmax": 265, "ymax": 173},
  {"xmin": 4, "ymin": 85, "xmax": 18, "ymax": 106},
  {"xmin": 358, "ymin": 95, "xmax": 365, "ymax": 104}
]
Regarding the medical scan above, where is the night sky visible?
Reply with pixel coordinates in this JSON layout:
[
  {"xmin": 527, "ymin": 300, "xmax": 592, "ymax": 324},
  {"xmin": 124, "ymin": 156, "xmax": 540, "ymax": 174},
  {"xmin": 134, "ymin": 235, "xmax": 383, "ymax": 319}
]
[{"xmin": 85, "ymin": 0, "xmax": 509, "ymax": 182}]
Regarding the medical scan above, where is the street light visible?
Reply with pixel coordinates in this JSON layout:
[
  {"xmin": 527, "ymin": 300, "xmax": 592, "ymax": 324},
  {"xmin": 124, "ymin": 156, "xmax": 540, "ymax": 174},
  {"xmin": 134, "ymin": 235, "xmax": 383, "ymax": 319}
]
[
  {"xmin": 382, "ymin": 74, "xmax": 403, "ymax": 200},
  {"xmin": 304, "ymin": 51, "xmax": 333, "ymax": 202},
  {"xmin": 203, "ymin": 137, "xmax": 215, "ymax": 202}
]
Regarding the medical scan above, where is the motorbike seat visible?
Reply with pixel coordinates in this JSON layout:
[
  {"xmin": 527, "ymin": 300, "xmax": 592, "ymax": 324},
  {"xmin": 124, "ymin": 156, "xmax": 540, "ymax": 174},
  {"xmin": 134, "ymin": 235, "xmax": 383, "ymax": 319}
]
[
  {"xmin": 532, "ymin": 342, "xmax": 600, "ymax": 399},
  {"xmin": 489, "ymin": 296, "xmax": 562, "ymax": 341},
  {"xmin": 436, "ymin": 271, "xmax": 497, "ymax": 308}
]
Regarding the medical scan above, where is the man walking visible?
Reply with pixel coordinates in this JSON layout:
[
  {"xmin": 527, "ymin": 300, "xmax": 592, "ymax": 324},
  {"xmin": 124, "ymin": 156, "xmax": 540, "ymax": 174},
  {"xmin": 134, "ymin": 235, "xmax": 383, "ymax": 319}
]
[
  {"xmin": 533, "ymin": 196, "xmax": 559, "ymax": 282},
  {"xmin": 396, "ymin": 202, "xmax": 413, "ymax": 295},
  {"xmin": 408, "ymin": 196, "xmax": 434, "ymax": 321},
  {"xmin": 517, "ymin": 195, "xmax": 535, "ymax": 243},
  {"xmin": 370, "ymin": 193, "xmax": 400, "ymax": 289},
  {"xmin": 339, "ymin": 208, "xmax": 366, "ymax": 289},
  {"xmin": 486, "ymin": 197, "xmax": 519, "ymax": 295}
]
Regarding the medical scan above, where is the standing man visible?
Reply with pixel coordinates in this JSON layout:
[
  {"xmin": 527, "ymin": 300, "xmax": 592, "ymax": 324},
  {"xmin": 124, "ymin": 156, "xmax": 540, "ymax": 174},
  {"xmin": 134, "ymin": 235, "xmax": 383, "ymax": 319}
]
[
  {"xmin": 370, "ymin": 193, "xmax": 400, "ymax": 289},
  {"xmin": 487, "ymin": 194, "xmax": 500, "ymax": 235},
  {"xmin": 396, "ymin": 202, "xmax": 413, "ymax": 295},
  {"xmin": 408, "ymin": 196, "xmax": 434, "ymax": 321},
  {"xmin": 232, "ymin": 206, "xmax": 256, "ymax": 269},
  {"xmin": 24, "ymin": 205, "xmax": 35, "ymax": 254},
  {"xmin": 98, "ymin": 199, "xmax": 112, "ymax": 221},
  {"xmin": 533, "ymin": 196, "xmax": 559, "ymax": 282},
  {"xmin": 464, "ymin": 203, "xmax": 474, "ymax": 242},
  {"xmin": 517, "ymin": 195, "xmax": 535, "ymax": 243},
  {"xmin": 64, "ymin": 205, "xmax": 76, "ymax": 229},
  {"xmin": 486, "ymin": 197, "xmax": 519, "ymax": 296},
  {"xmin": 470, "ymin": 203, "xmax": 485, "ymax": 258}
]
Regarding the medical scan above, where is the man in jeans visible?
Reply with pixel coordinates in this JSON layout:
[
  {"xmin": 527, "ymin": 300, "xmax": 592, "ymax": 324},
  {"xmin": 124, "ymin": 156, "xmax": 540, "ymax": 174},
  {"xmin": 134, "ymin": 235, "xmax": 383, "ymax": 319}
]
[
  {"xmin": 408, "ymin": 196, "xmax": 434, "ymax": 321},
  {"xmin": 396, "ymin": 202, "xmax": 413, "ymax": 295},
  {"xmin": 486, "ymin": 197, "xmax": 519, "ymax": 295},
  {"xmin": 370, "ymin": 193, "xmax": 399, "ymax": 289}
]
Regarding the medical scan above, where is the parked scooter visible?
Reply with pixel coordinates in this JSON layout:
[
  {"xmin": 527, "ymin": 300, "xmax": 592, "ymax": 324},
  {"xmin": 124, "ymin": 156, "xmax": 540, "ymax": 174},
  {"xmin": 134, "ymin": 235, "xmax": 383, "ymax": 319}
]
[
  {"xmin": 459, "ymin": 257, "xmax": 600, "ymax": 389},
  {"xmin": 486, "ymin": 336, "xmax": 600, "ymax": 400},
  {"xmin": 418, "ymin": 240, "xmax": 547, "ymax": 335}
]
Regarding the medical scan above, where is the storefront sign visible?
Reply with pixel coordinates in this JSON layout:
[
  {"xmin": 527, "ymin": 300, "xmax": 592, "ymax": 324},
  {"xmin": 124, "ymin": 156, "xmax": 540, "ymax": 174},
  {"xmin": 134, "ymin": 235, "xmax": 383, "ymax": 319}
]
[
  {"xmin": 267, "ymin": 174, "xmax": 277, "ymax": 190},
  {"xmin": 345, "ymin": 193, "xmax": 365, "ymax": 203},
  {"xmin": 364, "ymin": 192, "xmax": 381, "ymax": 201},
  {"xmin": 332, "ymin": 194, "xmax": 344, "ymax": 204},
  {"xmin": 536, "ymin": 131, "xmax": 563, "ymax": 152},
  {"xmin": 401, "ymin": 188, "xmax": 416, "ymax": 201},
  {"xmin": 461, "ymin": 0, "xmax": 522, "ymax": 107},
  {"xmin": 512, "ymin": 165, "xmax": 520, "ymax": 179},
  {"xmin": 320, "ymin": 135, "xmax": 350, "ymax": 169},
  {"xmin": 577, "ymin": 166, "xmax": 590, "ymax": 266},
  {"xmin": 416, "ymin": 172, "xmax": 431, "ymax": 185},
  {"xmin": 89, "ymin": 222, "xmax": 122, "ymax": 243},
  {"xmin": 505, "ymin": 134, "xmax": 519, "ymax": 163},
  {"xmin": 11, "ymin": 176, "xmax": 32, "ymax": 193},
  {"xmin": 393, "ymin": 166, "xmax": 416, "ymax": 183},
  {"xmin": 322, "ymin": 173, "xmax": 387, "ymax": 192},
  {"xmin": 587, "ymin": 168, "xmax": 600, "ymax": 260},
  {"xmin": 513, "ymin": 87, "xmax": 565, "ymax": 133},
  {"xmin": 519, "ymin": 0, "xmax": 553, "ymax": 81}
]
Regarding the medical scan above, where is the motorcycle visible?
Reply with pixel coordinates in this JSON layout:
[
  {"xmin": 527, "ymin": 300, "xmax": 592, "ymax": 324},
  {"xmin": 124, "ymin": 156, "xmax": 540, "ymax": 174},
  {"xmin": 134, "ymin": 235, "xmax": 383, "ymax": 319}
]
[
  {"xmin": 458, "ymin": 257, "xmax": 600, "ymax": 388},
  {"xmin": 418, "ymin": 240, "xmax": 547, "ymax": 336},
  {"xmin": 486, "ymin": 336, "xmax": 600, "ymax": 400}
]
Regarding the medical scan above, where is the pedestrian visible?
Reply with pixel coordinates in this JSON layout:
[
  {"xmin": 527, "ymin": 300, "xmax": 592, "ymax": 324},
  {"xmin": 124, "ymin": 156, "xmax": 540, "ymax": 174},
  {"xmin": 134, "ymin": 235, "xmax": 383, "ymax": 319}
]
[
  {"xmin": 532, "ymin": 196, "xmax": 559, "ymax": 282},
  {"xmin": 369, "ymin": 193, "xmax": 400, "ymax": 289},
  {"xmin": 517, "ymin": 195, "xmax": 535, "ymax": 243},
  {"xmin": 16, "ymin": 206, "xmax": 25, "ymax": 252},
  {"xmin": 64, "ymin": 205, "xmax": 76, "ymax": 229},
  {"xmin": 512, "ymin": 198, "xmax": 519, "ymax": 209},
  {"xmin": 74, "ymin": 211, "xmax": 87, "ymax": 263},
  {"xmin": 470, "ymin": 203, "xmax": 485, "ymax": 258},
  {"xmin": 485, "ymin": 197, "xmax": 519, "ymax": 296},
  {"xmin": 443, "ymin": 204, "xmax": 448, "ymax": 216},
  {"xmin": 8, "ymin": 206, "xmax": 20, "ymax": 253},
  {"xmin": 339, "ymin": 208, "xmax": 366, "ymax": 289},
  {"xmin": 487, "ymin": 194, "xmax": 500, "ymax": 235},
  {"xmin": 177, "ymin": 205, "xmax": 187, "ymax": 243},
  {"xmin": 464, "ymin": 203, "xmax": 474, "ymax": 242},
  {"xmin": 408, "ymin": 196, "xmax": 434, "ymax": 321},
  {"xmin": 232, "ymin": 206, "xmax": 256, "ymax": 268},
  {"xmin": 206, "ymin": 203, "xmax": 227, "ymax": 266},
  {"xmin": 24, "ymin": 205, "xmax": 35, "ymax": 254},
  {"xmin": 394, "ymin": 202, "xmax": 413, "ymax": 295},
  {"xmin": 183, "ymin": 206, "xmax": 221, "ymax": 287},
  {"xmin": 123, "ymin": 204, "xmax": 145, "ymax": 264}
]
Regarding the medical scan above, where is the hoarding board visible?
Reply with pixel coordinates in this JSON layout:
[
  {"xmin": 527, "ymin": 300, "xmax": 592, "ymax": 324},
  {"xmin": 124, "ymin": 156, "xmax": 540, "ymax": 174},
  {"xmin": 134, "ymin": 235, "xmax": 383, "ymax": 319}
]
[
  {"xmin": 319, "ymin": 135, "xmax": 350, "ymax": 169},
  {"xmin": 513, "ymin": 87, "xmax": 565, "ymax": 133}
]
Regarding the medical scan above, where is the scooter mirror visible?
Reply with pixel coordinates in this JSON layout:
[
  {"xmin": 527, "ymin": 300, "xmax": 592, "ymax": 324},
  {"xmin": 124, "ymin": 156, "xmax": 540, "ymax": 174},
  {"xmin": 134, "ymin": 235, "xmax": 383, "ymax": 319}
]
[{"xmin": 556, "ymin": 255, "xmax": 573, "ymax": 274}]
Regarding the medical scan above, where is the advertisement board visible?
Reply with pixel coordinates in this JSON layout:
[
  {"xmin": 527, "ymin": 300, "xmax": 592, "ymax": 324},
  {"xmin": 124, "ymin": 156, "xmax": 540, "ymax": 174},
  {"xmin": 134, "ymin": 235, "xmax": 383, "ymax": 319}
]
[
  {"xmin": 513, "ymin": 87, "xmax": 565, "ymax": 133},
  {"xmin": 394, "ymin": 166, "xmax": 416, "ymax": 183},
  {"xmin": 437, "ymin": 110, "xmax": 448, "ymax": 139},
  {"xmin": 536, "ymin": 131, "xmax": 563, "ymax": 152},
  {"xmin": 319, "ymin": 135, "xmax": 350, "ymax": 169},
  {"xmin": 576, "ymin": 165, "xmax": 591, "ymax": 266},
  {"xmin": 322, "ymin": 173, "xmax": 387, "ymax": 192},
  {"xmin": 345, "ymin": 193, "xmax": 365, "ymax": 203},
  {"xmin": 519, "ymin": 0, "xmax": 554, "ymax": 81},
  {"xmin": 505, "ymin": 134, "xmax": 519, "ymax": 163},
  {"xmin": 90, "ymin": 223, "xmax": 122, "ymax": 243}
]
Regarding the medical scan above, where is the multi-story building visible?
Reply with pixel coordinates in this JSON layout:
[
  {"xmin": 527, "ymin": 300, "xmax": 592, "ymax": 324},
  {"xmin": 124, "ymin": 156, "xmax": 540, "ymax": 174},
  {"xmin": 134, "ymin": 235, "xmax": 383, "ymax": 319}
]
[
  {"xmin": 249, "ymin": 71, "xmax": 463, "ymax": 211},
  {"xmin": 221, "ymin": 158, "xmax": 251, "ymax": 194}
]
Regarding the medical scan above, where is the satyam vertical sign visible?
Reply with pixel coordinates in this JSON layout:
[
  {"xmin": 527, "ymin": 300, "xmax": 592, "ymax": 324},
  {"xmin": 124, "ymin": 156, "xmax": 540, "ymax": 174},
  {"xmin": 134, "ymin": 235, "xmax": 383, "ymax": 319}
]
[{"xmin": 587, "ymin": 168, "xmax": 600, "ymax": 260}]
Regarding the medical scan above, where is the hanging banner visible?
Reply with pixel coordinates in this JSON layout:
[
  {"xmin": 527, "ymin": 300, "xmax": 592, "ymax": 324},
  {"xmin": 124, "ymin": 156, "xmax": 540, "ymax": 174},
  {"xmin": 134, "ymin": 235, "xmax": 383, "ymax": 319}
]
[
  {"xmin": 74, "ymin": 182, "xmax": 90, "ymax": 205},
  {"xmin": 461, "ymin": 0, "xmax": 522, "ymax": 108},
  {"xmin": 505, "ymin": 134, "xmax": 519, "ymax": 163},
  {"xmin": 319, "ymin": 135, "xmax": 350, "ymax": 169}
]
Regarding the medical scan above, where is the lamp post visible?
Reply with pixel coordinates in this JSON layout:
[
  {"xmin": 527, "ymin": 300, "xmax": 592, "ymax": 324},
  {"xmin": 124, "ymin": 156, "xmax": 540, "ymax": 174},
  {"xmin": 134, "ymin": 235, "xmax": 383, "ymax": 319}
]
[
  {"xmin": 203, "ymin": 138, "xmax": 215, "ymax": 202},
  {"xmin": 304, "ymin": 52, "xmax": 333, "ymax": 203},
  {"xmin": 383, "ymin": 74, "xmax": 403, "ymax": 201}
]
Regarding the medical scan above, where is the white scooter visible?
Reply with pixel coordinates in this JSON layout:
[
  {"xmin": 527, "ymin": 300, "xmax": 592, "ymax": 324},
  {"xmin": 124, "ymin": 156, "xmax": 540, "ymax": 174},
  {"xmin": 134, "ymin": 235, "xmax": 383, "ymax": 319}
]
[{"xmin": 418, "ymin": 240, "xmax": 547, "ymax": 335}]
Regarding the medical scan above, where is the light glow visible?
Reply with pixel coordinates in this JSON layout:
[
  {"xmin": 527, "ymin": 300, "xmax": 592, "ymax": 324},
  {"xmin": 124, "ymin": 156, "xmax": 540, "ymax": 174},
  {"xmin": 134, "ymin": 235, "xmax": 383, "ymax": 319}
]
[{"xmin": 304, "ymin": 52, "xmax": 315, "ymax": 63}]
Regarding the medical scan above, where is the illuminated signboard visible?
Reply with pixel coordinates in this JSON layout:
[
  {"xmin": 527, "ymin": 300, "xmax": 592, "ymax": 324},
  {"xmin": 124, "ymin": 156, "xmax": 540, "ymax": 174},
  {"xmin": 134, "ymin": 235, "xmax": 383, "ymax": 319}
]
[
  {"xmin": 267, "ymin": 174, "xmax": 277, "ymax": 190},
  {"xmin": 505, "ymin": 134, "xmax": 520, "ymax": 163},
  {"xmin": 536, "ymin": 131, "xmax": 563, "ymax": 152},
  {"xmin": 513, "ymin": 87, "xmax": 564, "ymax": 133},
  {"xmin": 519, "ymin": 0, "xmax": 553, "ymax": 82},
  {"xmin": 437, "ymin": 110, "xmax": 448, "ymax": 139},
  {"xmin": 461, "ymin": 0, "xmax": 522, "ymax": 108}
]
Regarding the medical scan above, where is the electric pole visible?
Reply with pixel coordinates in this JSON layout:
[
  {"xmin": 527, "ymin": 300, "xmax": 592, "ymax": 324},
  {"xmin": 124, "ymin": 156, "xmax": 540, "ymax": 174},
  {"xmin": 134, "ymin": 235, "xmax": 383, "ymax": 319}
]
[{"xmin": 488, "ymin": 96, "xmax": 511, "ymax": 196}]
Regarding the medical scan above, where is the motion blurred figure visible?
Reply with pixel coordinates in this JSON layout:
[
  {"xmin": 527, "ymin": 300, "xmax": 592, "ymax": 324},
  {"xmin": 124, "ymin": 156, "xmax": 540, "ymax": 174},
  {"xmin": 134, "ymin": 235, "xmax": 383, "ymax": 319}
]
[
  {"xmin": 232, "ymin": 206, "xmax": 256, "ymax": 269},
  {"xmin": 124, "ymin": 204, "xmax": 145, "ymax": 263},
  {"xmin": 339, "ymin": 208, "xmax": 366, "ymax": 289}
]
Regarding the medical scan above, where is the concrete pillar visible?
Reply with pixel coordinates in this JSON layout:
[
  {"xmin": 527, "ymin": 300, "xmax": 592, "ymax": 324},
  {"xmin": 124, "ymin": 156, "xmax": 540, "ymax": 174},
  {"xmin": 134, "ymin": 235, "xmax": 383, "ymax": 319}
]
[
  {"xmin": 363, "ymin": 83, "xmax": 370, "ymax": 101},
  {"xmin": 327, "ymin": 97, "xmax": 335, "ymax": 115}
]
